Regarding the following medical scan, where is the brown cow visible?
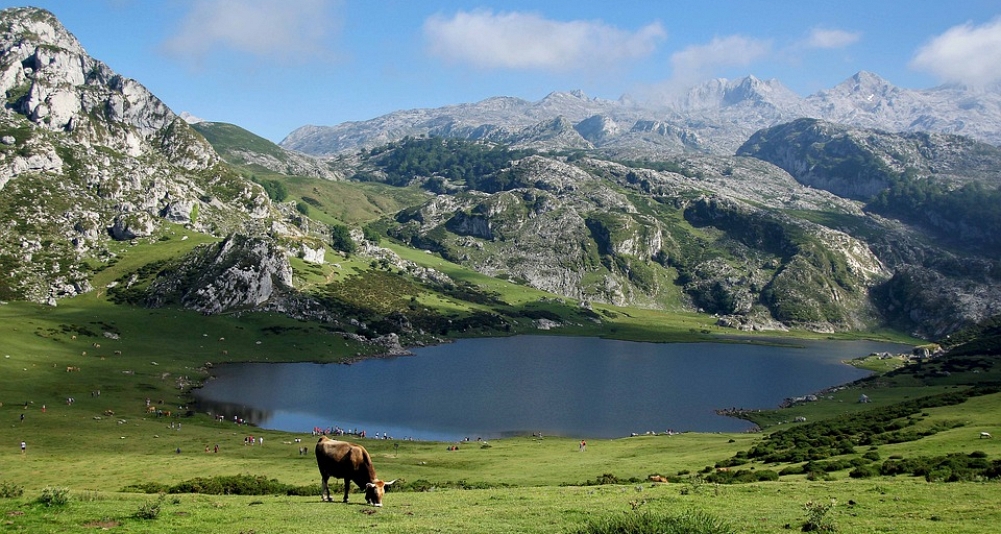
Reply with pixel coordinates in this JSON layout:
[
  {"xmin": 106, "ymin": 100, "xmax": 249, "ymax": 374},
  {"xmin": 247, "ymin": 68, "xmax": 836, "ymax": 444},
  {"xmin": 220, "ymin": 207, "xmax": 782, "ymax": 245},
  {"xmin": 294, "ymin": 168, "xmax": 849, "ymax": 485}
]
[{"xmin": 315, "ymin": 436, "xmax": 395, "ymax": 506}]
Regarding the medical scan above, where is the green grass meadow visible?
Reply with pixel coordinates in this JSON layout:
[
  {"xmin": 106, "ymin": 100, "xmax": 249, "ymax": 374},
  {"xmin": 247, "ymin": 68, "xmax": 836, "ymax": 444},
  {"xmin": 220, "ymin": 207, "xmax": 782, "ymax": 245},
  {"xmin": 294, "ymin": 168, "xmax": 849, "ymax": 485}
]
[{"xmin": 2, "ymin": 250, "xmax": 1001, "ymax": 532}]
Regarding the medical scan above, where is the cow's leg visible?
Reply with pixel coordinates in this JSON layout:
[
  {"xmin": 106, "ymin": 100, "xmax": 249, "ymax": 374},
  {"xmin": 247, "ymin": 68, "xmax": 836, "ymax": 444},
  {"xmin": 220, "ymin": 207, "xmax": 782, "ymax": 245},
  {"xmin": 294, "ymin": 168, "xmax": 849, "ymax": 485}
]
[
  {"xmin": 342, "ymin": 478, "xmax": 350, "ymax": 503},
  {"xmin": 320, "ymin": 474, "xmax": 330, "ymax": 502}
]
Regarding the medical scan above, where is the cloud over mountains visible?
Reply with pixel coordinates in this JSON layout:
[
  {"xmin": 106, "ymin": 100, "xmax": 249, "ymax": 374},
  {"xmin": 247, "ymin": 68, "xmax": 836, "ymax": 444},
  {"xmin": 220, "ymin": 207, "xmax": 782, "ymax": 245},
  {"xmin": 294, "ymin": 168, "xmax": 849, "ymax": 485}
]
[
  {"xmin": 910, "ymin": 16, "xmax": 1001, "ymax": 87},
  {"xmin": 423, "ymin": 9, "xmax": 665, "ymax": 71}
]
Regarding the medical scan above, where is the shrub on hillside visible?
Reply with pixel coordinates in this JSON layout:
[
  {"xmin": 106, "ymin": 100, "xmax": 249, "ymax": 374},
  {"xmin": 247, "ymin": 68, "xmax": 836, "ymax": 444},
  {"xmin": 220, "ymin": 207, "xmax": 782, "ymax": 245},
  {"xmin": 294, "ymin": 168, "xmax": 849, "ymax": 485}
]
[
  {"xmin": 122, "ymin": 482, "xmax": 170, "ymax": 494},
  {"xmin": 736, "ymin": 386, "xmax": 1000, "ymax": 465},
  {"xmin": 878, "ymin": 453, "xmax": 1001, "ymax": 481},
  {"xmin": 704, "ymin": 469, "xmax": 779, "ymax": 484},
  {"xmin": 849, "ymin": 465, "xmax": 880, "ymax": 478}
]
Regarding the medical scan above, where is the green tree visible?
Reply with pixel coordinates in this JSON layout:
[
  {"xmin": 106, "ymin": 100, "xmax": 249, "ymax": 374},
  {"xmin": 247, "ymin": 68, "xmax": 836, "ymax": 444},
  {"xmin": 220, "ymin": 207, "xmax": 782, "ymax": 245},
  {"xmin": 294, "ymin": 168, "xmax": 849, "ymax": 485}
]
[
  {"xmin": 250, "ymin": 176, "xmax": 288, "ymax": 202},
  {"xmin": 330, "ymin": 224, "xmax": 356, "ymax": 255}
]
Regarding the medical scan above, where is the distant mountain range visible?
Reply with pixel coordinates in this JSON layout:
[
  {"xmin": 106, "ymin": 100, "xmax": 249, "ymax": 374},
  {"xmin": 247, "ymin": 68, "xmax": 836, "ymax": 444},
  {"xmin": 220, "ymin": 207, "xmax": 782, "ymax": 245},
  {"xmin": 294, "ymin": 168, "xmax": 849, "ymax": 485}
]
[{"xmin": 281, "ymin": 72, "xmax": 1001, "ymax": 158}]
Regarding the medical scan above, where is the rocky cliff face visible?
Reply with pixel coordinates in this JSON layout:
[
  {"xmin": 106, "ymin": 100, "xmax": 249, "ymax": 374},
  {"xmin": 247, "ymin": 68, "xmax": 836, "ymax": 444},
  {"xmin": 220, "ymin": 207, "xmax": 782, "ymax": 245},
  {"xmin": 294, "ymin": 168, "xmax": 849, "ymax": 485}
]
[
  {"xmin": 144, "ymin": 234, "xmax": 294, "ymax": 314},
  {"xmin": 0, "ymin": 8, "xmax": 314, "ymax": 306},
  {"xmin": 0, "ymin": 8, "xmax": 217, "ymax": 172}
]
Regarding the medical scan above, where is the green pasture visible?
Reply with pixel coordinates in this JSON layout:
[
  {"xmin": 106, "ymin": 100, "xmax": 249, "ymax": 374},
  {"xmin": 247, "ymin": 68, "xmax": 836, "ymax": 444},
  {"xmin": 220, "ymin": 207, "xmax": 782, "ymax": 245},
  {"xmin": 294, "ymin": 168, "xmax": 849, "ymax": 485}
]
[
  {"xmin": 2, "ymin": 478, "xmax": 1001, "ymax": 534},
  {"xmin": 1, "ymin": 242, "xmax": 999, "ymax": 532}
]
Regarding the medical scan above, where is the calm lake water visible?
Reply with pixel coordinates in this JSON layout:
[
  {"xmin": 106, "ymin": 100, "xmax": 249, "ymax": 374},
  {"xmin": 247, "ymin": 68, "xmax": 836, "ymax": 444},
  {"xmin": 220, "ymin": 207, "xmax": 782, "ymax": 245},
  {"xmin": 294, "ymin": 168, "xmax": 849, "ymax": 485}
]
[{"xmin": 192, "ymin": 335, "xmax": 908, "ymax": 441}]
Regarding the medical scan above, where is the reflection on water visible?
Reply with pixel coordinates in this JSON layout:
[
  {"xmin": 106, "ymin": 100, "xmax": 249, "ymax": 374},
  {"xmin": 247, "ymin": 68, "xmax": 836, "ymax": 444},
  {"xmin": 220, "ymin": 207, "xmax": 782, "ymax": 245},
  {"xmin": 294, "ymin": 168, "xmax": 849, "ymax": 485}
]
[{"xmin": 193, "ymin": 336, "xmax": 909, "ymax": 442}]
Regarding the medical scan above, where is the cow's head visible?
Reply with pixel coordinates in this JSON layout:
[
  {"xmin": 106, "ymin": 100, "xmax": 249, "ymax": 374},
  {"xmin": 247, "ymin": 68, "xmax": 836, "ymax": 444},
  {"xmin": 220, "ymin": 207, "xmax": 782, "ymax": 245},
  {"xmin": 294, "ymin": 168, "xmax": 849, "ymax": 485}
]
[{"xmin": 364, "ymin": 479, "xmax": 396, "ymax": 506}]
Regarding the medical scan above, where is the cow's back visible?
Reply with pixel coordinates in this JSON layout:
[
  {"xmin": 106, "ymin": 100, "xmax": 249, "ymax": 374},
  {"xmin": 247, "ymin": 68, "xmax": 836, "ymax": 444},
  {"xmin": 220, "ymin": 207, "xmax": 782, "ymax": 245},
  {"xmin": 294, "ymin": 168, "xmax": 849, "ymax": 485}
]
[{"xmin": 315, "ymin": 437, "xmax": 375, "ymax": 483}]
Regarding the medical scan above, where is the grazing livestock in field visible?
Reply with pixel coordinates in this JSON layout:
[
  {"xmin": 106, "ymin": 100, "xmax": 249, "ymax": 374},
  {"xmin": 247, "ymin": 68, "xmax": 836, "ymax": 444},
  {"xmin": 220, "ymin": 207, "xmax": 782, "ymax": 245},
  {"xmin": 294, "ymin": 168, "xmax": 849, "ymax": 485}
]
[
  {"xmin": 315, "ymin": 436, "xmax": 395, "ymax": 506},
  {"xmin": 981, "ymin": 432, "xmax": 993, "ymax": 439}
]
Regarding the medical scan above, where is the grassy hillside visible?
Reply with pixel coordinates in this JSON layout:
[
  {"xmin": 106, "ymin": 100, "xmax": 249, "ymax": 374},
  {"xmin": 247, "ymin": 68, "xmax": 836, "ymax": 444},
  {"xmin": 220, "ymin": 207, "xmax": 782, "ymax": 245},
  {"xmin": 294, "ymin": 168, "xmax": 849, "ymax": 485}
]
[
  {"xmin": 281, "ymin": 177, "xmax": 429, "ymax": 226},
  {"xmin": 191, "ymin": 122, "xmax": 289, "ymax": 163}
]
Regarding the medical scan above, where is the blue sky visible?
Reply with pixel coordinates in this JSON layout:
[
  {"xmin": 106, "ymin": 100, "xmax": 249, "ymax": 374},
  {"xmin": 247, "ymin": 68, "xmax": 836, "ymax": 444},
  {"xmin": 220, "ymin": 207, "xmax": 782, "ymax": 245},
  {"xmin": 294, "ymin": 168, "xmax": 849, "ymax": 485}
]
[{"xmin": 4, "ymin": 1, "xmax": 1001, "ymax": 142}]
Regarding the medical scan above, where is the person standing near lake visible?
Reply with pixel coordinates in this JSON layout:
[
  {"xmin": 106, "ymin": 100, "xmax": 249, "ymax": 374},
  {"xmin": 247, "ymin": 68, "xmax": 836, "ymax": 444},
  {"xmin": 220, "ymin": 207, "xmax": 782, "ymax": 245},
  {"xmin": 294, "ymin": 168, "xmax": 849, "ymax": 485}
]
[{"xmin": 579, "ymin": 440, "xmax": 586, "ymax": 452}]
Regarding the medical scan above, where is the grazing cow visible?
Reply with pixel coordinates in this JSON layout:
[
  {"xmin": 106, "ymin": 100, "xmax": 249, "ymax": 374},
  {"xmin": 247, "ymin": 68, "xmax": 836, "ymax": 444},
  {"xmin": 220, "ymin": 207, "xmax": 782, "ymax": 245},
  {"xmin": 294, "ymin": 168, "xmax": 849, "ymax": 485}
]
[
  {"xmin": 981, "ymin": 432, "xmax": 993, "ymax": 439},
  {"xmin": 315, "ymin": 436, "xmax": 395, "ymax": 506}
]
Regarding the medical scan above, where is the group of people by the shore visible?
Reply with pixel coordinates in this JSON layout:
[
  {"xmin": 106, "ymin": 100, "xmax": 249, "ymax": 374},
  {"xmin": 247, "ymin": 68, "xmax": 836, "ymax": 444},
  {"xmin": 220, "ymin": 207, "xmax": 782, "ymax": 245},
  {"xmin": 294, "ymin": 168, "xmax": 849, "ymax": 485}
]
[
  {"xmin": 312, "ymin": 426, "xmax": 359, "ymax": 437},
  {"xmin": 311, "ymin": 426, "xmax": 423, "ymax": 442}
]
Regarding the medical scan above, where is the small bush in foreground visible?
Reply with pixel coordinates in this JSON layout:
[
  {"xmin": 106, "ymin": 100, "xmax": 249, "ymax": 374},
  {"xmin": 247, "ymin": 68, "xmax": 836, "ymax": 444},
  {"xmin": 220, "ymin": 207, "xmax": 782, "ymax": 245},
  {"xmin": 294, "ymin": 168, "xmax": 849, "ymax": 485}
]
[
  {"xmin": 37, "ymin": 487, "xmax": 70, "ymax": 507},
  {"xmin": 134, "ymin": 495, "xmax": 164, "ymax": 520},
  {"xmin": 567, "ymin": 510, "xmax": 735, "ymax": 534},
  {"xmin": 0, "ymin": 481, "xmax": 25, "ymax": 498},
  {"xmin": 802, "ymin": 499, "xmax": 837, "ymax": 532}
]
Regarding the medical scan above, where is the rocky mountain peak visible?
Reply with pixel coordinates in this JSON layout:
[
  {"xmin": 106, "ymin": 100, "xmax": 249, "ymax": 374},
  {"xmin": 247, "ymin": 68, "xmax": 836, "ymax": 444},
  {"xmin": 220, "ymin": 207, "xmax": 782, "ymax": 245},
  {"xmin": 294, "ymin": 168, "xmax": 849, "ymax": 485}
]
[
  {"xmin": 542, "ymin": 89, "xmax": 590, "ymax": 102},
  {"xmin": 0, "ymin": 7, "xmax": 85, "ymax": 56},
  {"xmin": 0, "ymin": 6, "xmax": 217, "ymax": 170},
  {"xmin": 821, "ymin": 70, "xmax": 897, "ymax": 102},
  {"xmin": 667, "ymin": 75, "xmax": 800, "ymax": 112},
  {"xmin": 726, "ymin": 75, "xmax": 796, "ymax": 106}
]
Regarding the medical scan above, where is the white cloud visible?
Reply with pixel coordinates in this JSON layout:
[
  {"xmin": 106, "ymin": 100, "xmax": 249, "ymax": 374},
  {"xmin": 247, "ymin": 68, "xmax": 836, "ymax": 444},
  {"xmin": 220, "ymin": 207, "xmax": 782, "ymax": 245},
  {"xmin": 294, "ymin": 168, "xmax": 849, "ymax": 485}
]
[
  {"xmin": 162, "ymin": 0, "xmax": 338, "ymax": 64},
  {"xmin": 910, "ymin": 17, "xmax": 1001, "ymax": 87},
  {"xmin": 669, "ymin": 35, "xmax": 772, "ymax": 86},
  {"xmin": 423, "ymin": 10, "xmax": 665, "ymax": 71},
  {"xmin": 805, "ymin": 27, "xmax": 861, "ymax": 49}
]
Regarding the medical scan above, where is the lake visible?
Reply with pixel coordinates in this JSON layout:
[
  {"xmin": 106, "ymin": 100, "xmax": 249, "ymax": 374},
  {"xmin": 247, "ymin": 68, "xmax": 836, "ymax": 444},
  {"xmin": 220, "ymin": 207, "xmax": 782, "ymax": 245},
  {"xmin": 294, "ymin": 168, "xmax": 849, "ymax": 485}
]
[{"xmin": 192, "ymin": 335, "xmax": 909, "ymax": 441}]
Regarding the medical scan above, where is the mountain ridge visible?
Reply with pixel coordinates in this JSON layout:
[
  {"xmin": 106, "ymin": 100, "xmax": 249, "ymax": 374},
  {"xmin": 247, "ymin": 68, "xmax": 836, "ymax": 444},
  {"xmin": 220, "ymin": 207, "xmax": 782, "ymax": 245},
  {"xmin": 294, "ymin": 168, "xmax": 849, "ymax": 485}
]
[{"xmin": 281, "ymin": 71, "xmax": 1001, "ymax": 158}]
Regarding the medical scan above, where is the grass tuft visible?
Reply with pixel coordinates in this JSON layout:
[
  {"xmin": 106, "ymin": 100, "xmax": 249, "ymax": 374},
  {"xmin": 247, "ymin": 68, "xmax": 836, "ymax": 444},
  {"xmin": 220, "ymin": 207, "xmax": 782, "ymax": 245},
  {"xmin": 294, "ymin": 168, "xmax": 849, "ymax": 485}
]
[{"xmin": 567, "ymin": 510, "xmax": 736, "ymax": 534}]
